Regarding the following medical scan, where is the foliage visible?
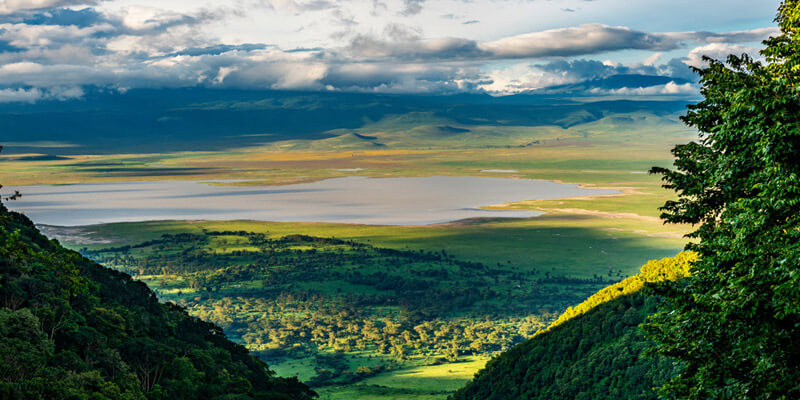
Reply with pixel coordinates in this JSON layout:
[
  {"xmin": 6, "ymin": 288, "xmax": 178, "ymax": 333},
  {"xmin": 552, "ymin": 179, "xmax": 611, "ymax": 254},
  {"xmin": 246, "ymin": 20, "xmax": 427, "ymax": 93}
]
[
  {"xmin": 79, "ymin": 229, "xmax": 613, "ymax": 389},
  {"xmin": 544, "ymin": 252, "xmax": 696, "ymax": 333},
  {"xmin": 0, "ymin": 204, "xmax": 316, "ymax": 399},
  {"xmin": 647, "ymin": 2, "xmax": 800, "ymax": 398},
  {"xmin": 450, "ymin": 254, "xmax": 693, "ymax": 400}
]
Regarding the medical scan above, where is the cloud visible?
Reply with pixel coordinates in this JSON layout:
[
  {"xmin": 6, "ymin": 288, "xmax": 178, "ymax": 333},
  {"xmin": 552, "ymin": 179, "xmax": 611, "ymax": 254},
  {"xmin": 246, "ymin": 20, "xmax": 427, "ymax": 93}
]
[
  {"xmin": 0, "ymin": 86, "xmax": 41, "ymax": 101},
  {"xmin": 371, "ymin": 0, "xmax": 388, "ymax": 16},
  {"xmin": 0, "ymin": 0, "xmax": 99, "ymax": 15},
  {"xmin": 400, "ymin": 0, "xmax": 425, "ymax": 16},
  {"xmin": 331, "ymin": 8, "xmax": 358, "ymax": 27},
  {"xmin": 643, "ymin": 52, "xmax": 662, "ymax": 66},
  {"xmin": 0, "ymin": 21, "xmax": 113, "ymax": 50},
  {"xmin": 589, "ymin": 81, "xmax": 698, "ymax": 96},
  {"xmin": 0, "ymin": 3, "xmax": 229, "ymax": 68},
  {"xmin": 168, "ymin": 44, "xmax": 271, "ymax": 57},
  {"xmin": 338, "ymin": 24, "xmax": 775, "ymax": 63},
  {"xmin": 475, "ymin": 57, "xmax": 697, "ymax": 95},
  {"xmin": 320, "ymin": 61, "xmax": 485, "ymax": 94},
  {"xmin": 665, "ymin": 27, "xmax": 779, "ymax": 44},
  {"xmin": 480, "ymin": 63, "xmax": 566, "ymax": 94},
  {"xmin": 18, "ymin": 7, "xmax": 107, "ymax": 27},
  {"xmin": 116, "ymin": 6, "xmax": 193, "ymax": 31},
  {"xmin": 479, "ymin": 24, "xmax": 680, "ymax": 59},
  {"xmin": 0, "ymin": 61, "xmax": 46, "ymax": 74},
  {"xmin": 260, "ymin": 0, "xmax": 337, "ymax": 13},
  {"xmin": 480, "ymin": 59, "xmax": 629, "ymax": 94},
  {"xmin": 345, "ymin": 34, "xmax": 481, "ymax": 60},
  {"xmin": 683, "ymin": 42, "xmax": 760, "ymax": 67},
  {"xmin": 0, "ymin": 85, "xmax": 82, "ymax": 102},
  {"xmin": 0, "ymin": 0, "xmax": 779, "ymax": 102},
  {"xmin": 656, "ymin": 42, "xmax": 765, "ymax": 81}
]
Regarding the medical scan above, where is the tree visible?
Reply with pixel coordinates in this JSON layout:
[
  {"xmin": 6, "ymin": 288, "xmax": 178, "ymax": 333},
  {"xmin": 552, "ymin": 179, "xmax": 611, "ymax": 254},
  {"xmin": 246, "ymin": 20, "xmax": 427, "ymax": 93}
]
[{"xmin": 647, "ymin": 1, "xmax": 800, "ymax": 398}]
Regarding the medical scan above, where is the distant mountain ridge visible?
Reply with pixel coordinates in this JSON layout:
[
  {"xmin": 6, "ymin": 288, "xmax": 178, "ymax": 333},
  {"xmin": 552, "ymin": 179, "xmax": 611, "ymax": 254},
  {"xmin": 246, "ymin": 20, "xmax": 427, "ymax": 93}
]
[{"xmin": 0, "ymin": 87, "xmax": 690, "ymax": 154}]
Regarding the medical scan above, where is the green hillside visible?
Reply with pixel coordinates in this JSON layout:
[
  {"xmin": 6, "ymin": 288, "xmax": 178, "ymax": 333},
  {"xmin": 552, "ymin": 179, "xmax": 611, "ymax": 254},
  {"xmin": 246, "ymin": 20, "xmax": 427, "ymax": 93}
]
[
  {"xmin": 0, "ymin": 203, "xmax": 315, "ymax": 400},
  {"xmin": 450, "ymin": 254, "xmax": 695, "ymax": 400}
]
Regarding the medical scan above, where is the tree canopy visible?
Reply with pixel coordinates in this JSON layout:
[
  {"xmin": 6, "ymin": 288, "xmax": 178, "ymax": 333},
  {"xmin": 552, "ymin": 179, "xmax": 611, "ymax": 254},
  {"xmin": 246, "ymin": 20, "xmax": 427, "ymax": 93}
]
[
  {"xmin": 450, "ymin": 254, "xmax": 693, "ymax": 400},
  {"xmin": 647, "ymin": 1, "xmax": 800, "ymax": 398},
  {"xmin": 0, "ymin": 202, "xmax": 316, "ymax": 399}
]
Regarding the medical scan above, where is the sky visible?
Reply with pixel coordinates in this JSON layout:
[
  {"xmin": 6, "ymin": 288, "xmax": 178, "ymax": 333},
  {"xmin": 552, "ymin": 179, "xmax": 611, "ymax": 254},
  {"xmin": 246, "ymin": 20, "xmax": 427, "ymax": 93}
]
[{"xmin": 0, "ymin": 0, "xmax": 781, "ymax": 101}]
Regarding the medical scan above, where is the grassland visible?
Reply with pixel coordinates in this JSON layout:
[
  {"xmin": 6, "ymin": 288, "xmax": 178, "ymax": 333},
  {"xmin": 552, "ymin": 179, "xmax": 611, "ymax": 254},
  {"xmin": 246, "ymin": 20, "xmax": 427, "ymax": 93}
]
[
  {"xmin": 0, "ymin": 111, "xmax": 688, "ymax": 186},
  {"xmin": 51, "ymin": 213, "xmax": 685, "ymax": 280}
]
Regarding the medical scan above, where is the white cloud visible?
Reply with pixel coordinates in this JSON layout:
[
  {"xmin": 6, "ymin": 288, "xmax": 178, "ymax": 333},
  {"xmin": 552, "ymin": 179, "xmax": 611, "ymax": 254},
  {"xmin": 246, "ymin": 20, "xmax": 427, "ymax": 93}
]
[
  {"xmin": 319, "ymin": 60, "xmax": 484, "ymax": 93},
  {"xmin": 480, "ymin": 24, "xmax": 680, "ymax": 59},
  {"xmin": 261, "ymin": 0, "xmax": 336, "ymax": 13},
  {"xmin": 590, "ymin": 81, "xmax": 698, "ymax": 96},
  {"xmin": 684, "ymin": 43, "xmax": 760, "ymax": 68},
  {"xmin": 214, "ymin": 66, "xmax": 236, "ymax": 83},
  {"xmin": 0, "ymin": 61, "xmax": 45, "ymax": 75},
  {"xmin": 117, "ymin": 6, "xmax": 192, "ymax": 30},
  {"xmin": 0, "ymin": 86, "xmax": 83, "ymax": 102},
  {"xmin": 480, "ymin": 63, "xmax": 575, "ymax": 94},
  {"xmin": 643, "ymin": 52, "xmax": 662, "ymax": 66},
  {"xmin": 0, "ymin": 22, "xmax": 112, "ymax": 48},
  {"xmin": 222, "ymin": 52, "xmax": 328, "ymax": 89},
  {"xmin": 400, "ymin": 0, "xmax": 425, "ymax": 16},
  {"xmin": 0, "ymin": 87, "xmax": 42, "ymax": 102}
]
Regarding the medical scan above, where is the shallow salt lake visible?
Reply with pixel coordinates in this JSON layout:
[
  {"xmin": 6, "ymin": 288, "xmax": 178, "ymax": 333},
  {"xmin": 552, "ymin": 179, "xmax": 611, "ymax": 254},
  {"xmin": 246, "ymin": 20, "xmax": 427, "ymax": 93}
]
[{"xmin": 4, "ymin": 176, "xmax": 618, "ymax": 226}]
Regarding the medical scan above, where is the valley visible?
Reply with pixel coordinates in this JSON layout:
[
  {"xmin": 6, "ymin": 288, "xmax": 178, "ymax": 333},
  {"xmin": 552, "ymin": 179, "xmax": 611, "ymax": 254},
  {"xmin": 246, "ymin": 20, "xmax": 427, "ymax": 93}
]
[
  {"xmin": 0, "ymin": 0, "xmax": 790, "ymax": 398},
  {"xmin": 2, "ymin": 97, "xmax": 694, "ymax": 399},
  {"xmin": 55, "ymin": 221, "xmax": 679, "ymax": 399}
]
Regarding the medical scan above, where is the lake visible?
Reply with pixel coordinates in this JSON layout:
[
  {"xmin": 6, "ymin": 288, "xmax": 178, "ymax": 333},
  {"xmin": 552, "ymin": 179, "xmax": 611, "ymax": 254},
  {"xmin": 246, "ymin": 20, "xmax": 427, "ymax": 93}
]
[{"xmin": 4, "ymin": 176, "xmax": 618, "ymax": 226}]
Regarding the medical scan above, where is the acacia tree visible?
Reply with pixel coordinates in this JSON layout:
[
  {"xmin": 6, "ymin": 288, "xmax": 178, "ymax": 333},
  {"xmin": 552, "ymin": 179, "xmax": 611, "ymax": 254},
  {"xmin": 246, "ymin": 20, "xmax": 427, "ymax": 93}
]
[{"xmin": 647, "ymin": 1, "xmax": 800, "ymax": 398}]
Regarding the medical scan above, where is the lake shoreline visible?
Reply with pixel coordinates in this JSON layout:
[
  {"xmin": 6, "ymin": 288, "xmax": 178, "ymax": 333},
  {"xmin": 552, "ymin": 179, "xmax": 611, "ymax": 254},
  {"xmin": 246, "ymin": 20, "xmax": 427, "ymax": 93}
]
[{"xmin": 7, "ymin": 176, "xmax": 618, "ymax": 227}]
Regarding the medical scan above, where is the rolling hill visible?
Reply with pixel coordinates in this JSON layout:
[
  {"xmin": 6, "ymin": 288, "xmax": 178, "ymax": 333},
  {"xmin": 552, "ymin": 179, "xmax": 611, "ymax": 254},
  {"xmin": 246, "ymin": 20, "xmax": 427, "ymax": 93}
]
[{"xmin": 0, "ymin": 88, "xmax": 690, "ymax": 154}]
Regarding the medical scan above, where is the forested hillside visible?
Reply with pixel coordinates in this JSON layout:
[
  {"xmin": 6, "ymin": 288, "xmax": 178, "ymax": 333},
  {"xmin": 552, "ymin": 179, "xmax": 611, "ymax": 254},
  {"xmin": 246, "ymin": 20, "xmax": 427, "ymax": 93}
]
[
  {"xmin": 543, "ymin": 252, "xmax": 696, "ymax": 333},
  {"xmin": 451, "ymin": 254, "xmax": 694, "ymax": 400},
  {"xmin": 0, "ymin": 203, "xmax": 315, "ymax": 400}
]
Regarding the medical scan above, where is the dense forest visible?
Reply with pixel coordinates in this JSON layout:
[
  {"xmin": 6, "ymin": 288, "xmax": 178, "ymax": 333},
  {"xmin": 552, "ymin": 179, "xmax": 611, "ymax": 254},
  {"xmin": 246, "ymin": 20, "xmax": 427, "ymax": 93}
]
[
  {"xmin": 645, "ymin": 1, "xmax": 800, "ymax": 397},
  {"xmin": 79, "ymin": 230, "xmax": 612, "ymax": 388},
  {"xmin": 0, "ymin": 203, "xmax": 315, "ymax": 400},
  {"xmin": 450, "ymin": 254, "xmax": 692, "ymax": 400}
]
